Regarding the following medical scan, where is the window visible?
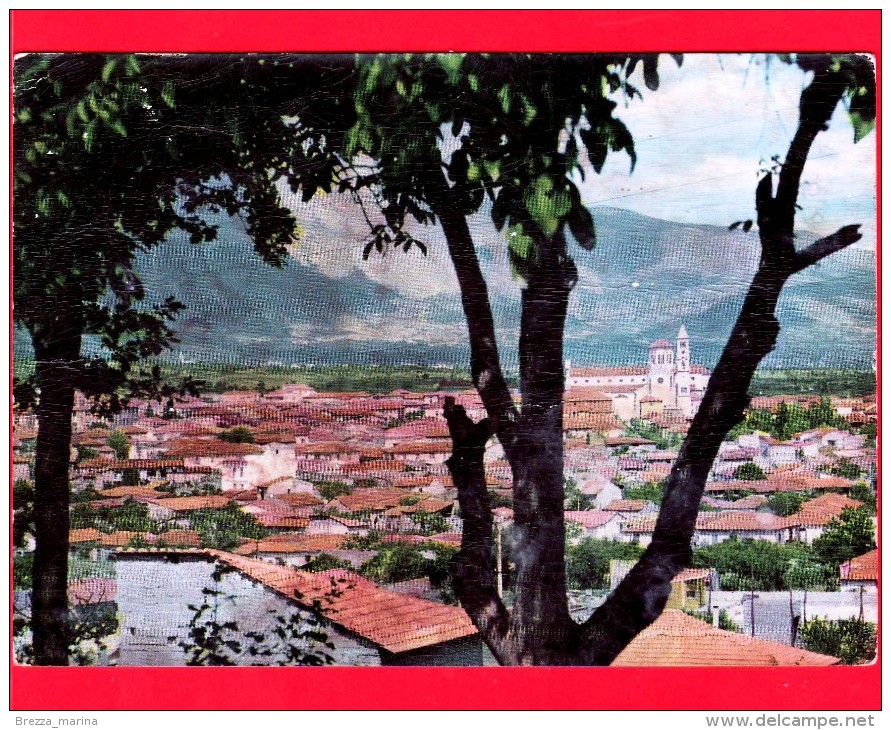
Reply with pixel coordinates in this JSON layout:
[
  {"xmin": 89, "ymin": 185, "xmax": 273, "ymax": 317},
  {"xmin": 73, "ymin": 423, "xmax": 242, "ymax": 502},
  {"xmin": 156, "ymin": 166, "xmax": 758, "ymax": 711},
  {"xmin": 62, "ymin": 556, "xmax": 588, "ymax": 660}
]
[{"xmin": 657, "ymin": 377, "xmax": 664, "ymax": 384}]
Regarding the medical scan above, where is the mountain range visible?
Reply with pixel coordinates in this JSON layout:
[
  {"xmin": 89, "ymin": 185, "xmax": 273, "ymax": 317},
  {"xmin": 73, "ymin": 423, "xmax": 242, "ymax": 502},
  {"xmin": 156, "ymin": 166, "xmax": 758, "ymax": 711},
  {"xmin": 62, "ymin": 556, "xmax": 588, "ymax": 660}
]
[{"xmin": 13, "ymin": 206, "xmax": 876, "ymax": 371}]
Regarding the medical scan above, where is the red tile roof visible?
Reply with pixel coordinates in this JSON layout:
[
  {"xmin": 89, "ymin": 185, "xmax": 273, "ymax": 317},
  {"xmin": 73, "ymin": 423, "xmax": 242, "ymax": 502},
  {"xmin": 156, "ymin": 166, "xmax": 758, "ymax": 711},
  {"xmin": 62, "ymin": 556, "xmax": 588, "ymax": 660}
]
[
  {"xmin": 612, "ymin": 610, "xmax": 838, "ymax": 666},
  {"xmin": 840, "ymin": 549, "xmax": 878, "ymax": 582},
  {"xmin": 149, "ymin": 495, "xmax": 231, "ymax": 512},
  {"xmin": 697, "ymin": 511, "xmax": 791, "ymax": 533},
  {"xmin": 163, "ymin": 439, "xmax": 263, "ymax": 458},
  {"xmin": 565, "ymin": 511, "xmax": 619, "ymax": 529}
]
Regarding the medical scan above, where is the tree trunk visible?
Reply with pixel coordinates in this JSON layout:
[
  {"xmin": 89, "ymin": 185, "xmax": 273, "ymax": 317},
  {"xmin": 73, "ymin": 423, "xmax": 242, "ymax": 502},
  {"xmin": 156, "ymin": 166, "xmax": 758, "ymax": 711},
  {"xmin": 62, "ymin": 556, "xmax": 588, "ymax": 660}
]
[
  {"xmin": 31, "ymin": 329, "xmax": 81, "ymax": 665},
  {"xmin": 508, "ymin": 231, "xmax": 577, "ymax": 663}
]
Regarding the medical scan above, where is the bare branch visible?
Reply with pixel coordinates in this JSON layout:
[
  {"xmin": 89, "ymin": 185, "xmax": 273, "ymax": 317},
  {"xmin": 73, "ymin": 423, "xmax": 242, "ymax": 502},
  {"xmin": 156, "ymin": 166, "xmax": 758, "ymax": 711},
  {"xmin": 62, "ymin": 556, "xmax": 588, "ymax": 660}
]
[
  {"xmin": 428, "ymin": 170, "xmax": 519, "ymax": 452},
  {"xmin": 442, "ymin": 397, "xmax": 517, "ymax": 664},
  {"xmin": 794, "ymin": 225, "xmax": 863, "ymax": 271}
]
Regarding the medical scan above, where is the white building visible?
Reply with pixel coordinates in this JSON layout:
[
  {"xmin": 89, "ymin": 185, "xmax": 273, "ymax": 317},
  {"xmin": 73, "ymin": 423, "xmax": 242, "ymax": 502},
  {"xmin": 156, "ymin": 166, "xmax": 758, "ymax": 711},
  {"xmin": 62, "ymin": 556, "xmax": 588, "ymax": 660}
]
[{"xmin": 565, "ymin": 325, "xmax": 710, "ymax": 420}]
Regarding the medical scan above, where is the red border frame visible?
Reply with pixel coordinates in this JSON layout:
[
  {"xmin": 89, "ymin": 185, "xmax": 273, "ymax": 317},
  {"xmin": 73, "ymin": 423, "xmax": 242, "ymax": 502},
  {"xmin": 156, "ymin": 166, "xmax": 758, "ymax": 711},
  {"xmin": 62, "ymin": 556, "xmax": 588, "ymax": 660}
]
[{"xmin": 9, "ymin": 9, "xmax": 881, "ymax": 711}]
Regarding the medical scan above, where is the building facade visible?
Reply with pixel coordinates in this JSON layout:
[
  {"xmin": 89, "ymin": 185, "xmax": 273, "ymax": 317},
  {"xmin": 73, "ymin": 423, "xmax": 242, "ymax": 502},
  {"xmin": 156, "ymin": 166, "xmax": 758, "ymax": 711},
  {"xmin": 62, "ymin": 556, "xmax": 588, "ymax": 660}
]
[{"xmin": 565, "ymin": 325, "xmax": 710, "ymax": 420}]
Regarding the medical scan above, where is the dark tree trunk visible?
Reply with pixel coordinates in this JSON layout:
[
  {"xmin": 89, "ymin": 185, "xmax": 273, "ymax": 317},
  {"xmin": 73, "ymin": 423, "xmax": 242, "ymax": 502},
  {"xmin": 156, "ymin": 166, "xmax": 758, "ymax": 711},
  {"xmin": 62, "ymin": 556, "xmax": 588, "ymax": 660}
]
[
  {"xmin": 31, "ymin": 329, "xmax": 81, "ymax": 665},
  {"xmin": 508, "ymin": 230, "xmax": 577, "ymax": 663}
]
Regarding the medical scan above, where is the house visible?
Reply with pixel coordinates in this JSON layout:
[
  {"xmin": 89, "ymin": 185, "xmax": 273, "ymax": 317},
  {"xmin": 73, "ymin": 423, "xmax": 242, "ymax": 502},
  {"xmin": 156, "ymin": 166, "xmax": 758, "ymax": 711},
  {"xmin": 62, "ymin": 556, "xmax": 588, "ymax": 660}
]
[
  {"xmin": 692, "ymin": 511, "xmax": 795, "ymax": 547},
  {"xmin": 114, "ymin": 548, "xmax": 482, "ymax": 666},
  {"xmin": 564, "ymin": 511, "xmax": 623, "ymax": 541},
  {"xmin": 787, "ymin": 493, "xmax": 864, "ymax": 544},
  {"xmin": 602, "ymin": 499, "xmax": 659, "ymax": 524},
  {"xmin": 839, "ymin": 549, "xmax": 878, "ymax": 594},
  {"xmin": 611, "ymin": 561, "xmax": 712, "ymax": 611},
  {"xmin": 611, "ymin": 609, "xmax": 838, "ymax": 666},
  {"xmin": 576, "ymin": 475, "xmax": 622, "ymax": 509},
  {"xmin": 144, "ymin": 494, "xmax": 231, "ymax": 522},
  {"xmin": 234, "ymin": 534, "xmax": 352, "ymax": 566}
]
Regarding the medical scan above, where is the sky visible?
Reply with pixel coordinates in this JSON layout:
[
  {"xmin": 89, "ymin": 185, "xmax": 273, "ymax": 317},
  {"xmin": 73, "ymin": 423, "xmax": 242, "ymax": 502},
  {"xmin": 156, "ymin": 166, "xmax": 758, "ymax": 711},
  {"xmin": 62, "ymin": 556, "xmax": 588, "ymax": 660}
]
[{"xmin": 576, "ymin": 54, "xmax": 876, "ymax": 244}]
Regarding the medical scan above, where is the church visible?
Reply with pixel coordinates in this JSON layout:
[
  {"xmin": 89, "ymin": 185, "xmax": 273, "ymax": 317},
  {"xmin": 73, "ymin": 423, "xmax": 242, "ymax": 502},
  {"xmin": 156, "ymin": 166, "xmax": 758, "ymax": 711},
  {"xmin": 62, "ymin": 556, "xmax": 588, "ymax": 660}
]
[{"xmin": 565, "ymin": 325, "xmax": 711, "ymax": 422}]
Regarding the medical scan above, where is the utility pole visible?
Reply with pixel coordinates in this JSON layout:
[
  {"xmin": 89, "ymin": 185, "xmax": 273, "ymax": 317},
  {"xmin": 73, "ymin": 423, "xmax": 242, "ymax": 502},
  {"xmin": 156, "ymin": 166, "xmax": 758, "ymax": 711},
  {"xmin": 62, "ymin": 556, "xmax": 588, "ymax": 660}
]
[{"xmin": 495, "ymin": 519, "xmax": 503, "ymax": 599}]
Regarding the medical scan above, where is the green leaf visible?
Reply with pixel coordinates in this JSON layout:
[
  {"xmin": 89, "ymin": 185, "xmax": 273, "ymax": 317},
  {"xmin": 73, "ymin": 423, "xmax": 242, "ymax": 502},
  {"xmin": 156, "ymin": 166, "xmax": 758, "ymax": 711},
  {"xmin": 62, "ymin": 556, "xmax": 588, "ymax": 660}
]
[
  {"xmin": 497, "ymin": 85, "xmax": 512, "ymax": 114},
  {"xmin": 101, "ymin": 58, "xmax": 118, "ymax": 83},
  {"xmin": 109, "ymin": 119, "xmax": 127, "ymax": 137},
  {"xmin": 506, "ymin": 224, "xmax": 537, "ymax": 281},
  {"xmin": 437, "ymin": 54, "xmax": 464, "ymax": 85},
  {"xmin": 161, "ymin": 81, "xmax": 176, "ymax": 109}
]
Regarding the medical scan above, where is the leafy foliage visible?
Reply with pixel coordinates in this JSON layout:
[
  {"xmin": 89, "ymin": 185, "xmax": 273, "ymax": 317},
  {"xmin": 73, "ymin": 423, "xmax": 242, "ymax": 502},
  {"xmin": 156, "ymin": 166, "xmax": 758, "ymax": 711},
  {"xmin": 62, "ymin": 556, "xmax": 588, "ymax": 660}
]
[
  {"xmin": 691, "ymin": 537, "xmax": 835, "ymax": 592},
  {"xmin": 190, "ymin": 505, "xmax": 269, "ymax": 549},
  {"xmin": 565, "ymin": 538, "xmax": 645, "ymax": 591},
  {"xmin": 106, "ymin": 430, "xmax": 130, "ymax": 460},
  {"xmin": 799, "ymin": 617, "xmax": 876, "ymax": 665},
  {"xmin": 813, "ymin": 508, "xmax": 876, "ymax": 567},
  {"xmin": 622, "ymin": 481, "xmax": 665, "ymax": 505},
  {"xmin": 13, "ymin": 479, "xmax": 35, "ymax": 548},
  {"xmin": 733, "ymin": 462, "xmax": 767, "ymax": 481},
  {"xmin": 826, "ymin": 458, "xmax": 863, "ymax": 480},
  {"xmin": 848, "ymin": 482, "xmax": 876, "ymax": 514},
  {"xmin": 729, "ymin": 398, "xmax": 848, "ymax": 440},
  {"xmin": 316, "ymin": 481, "xmax": 353, "ymax": 501},
  {"xmin": 767, "ymin": 491, "xmax": 811, "ymax": 517},
  {"xmin": 623, "ymin": 419, "xmax": 683, "ymax": 450},
  {"xmin": 218, "ymin": 426, "xmax": 255, "ymax": 444},
  {"xmin": 334, "ymin": 53, "xmax": 680, "ymax": 280},
  {"xmin": 359, "ymin": 543, "xmax": 456, "ymax": 602}
]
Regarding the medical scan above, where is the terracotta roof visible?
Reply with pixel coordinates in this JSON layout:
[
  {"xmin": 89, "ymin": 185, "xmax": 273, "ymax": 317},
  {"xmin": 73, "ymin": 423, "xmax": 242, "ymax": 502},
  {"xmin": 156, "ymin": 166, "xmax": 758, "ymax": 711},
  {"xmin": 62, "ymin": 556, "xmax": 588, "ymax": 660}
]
[
  {"xmin": 206, "ymin": 551, "xmax": 477, "ymax": 654},
  {"xmin": 427, "ymin": 532, "xmax": 463, "ymax": 548},
  {"xmin": 69, "ymin": 528, "xmax": 103, "ymax": 544},
  {"xmin": 149, "ymin": 495, "xmax": 231, "ymax": 512},
  {"xmin": 672, "ymin": 568, "xmax": 711, "ymax": 583},
  {"xmin": 790, "ymin": 493, "xmax": 864, "ymax": 527},
  {"xmin": 604, "ymin": 499, "xmax": 652, "ymax": 513},
  {"xmin": 234, "ymin": 534, "xmax": 349, "ymax": 555},
  {"xmin": 565, "ymin": 511, "xmax": 618, "ymax": 529},
  {"xmin": 78, "ymin": 458, "xmax": 186, "ymax": 472},
  {"xmin": 150, "ymin": 529, "xmax": 202, "ymax": 547},
  {"xmin": 606, "ymin": 437, "xmax": 657, "ymax": 446},
  {"xmin": 697, "ymin": 511, "xmax": 791, "ymax": 533},
  {"xmin": 98, "ymin": 485, "xmax": 163, "ymax": 499},
  {"xmin": 840, "ymin": 549, "xmax": 878, "ymax": 582},
  {"xmin": 387, "ymin": 440, "xmax": 453, "ymax": 455},
  {"xmin": 569, "ymin": 366, "xmax": 648, "ymax": 378},
  {"xmin": 254, "ymin": 515, "xmax": 310, "ymax": 529},
  {"xmin": 97, "ymin": 530, "xmax": 148, "ymax": 547},
  {"xmin": 333, "ymin": 489, "xmax": 409, "ymax": 513},
  {"xmin": 295, "ymin": 441, "xmax": 358, "ymax": 456},
  {"xmin": 276, "ymin": 492, "xmax": 325, "ymax": 508},
  {"xmin": 612, "ymin": 610, "xmax": 838, "ymax": 666},
  {"xmin": 163, "ymin": 439, "xmax": 263, "ymax": 458},
  {"xmin": 565, "ymin": 388, "xmax": 614, "ymax": 403}
]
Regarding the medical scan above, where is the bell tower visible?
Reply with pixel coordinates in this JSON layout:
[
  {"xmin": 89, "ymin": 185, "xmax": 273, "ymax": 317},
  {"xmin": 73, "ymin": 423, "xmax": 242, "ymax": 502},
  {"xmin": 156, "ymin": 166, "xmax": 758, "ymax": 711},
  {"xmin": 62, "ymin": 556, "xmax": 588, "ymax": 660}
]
[{"xmin": 675, "ymin": 324, "xmax": 692, "ymax": 416}]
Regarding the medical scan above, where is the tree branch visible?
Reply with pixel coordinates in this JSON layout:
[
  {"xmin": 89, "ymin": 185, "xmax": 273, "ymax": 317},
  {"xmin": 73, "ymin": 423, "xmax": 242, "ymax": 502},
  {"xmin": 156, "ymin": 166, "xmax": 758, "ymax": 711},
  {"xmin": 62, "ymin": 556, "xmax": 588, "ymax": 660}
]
[
  {"xmin": 443, "ymin": 397, "xmax": 517, "ymax": 664},
  {"xmin": 794, "ymin": 224, "xmax": 863, "ymax": 271},
  {"xmin": 428, "ymin": 169, "xmax": 519, "ymax": 453}
]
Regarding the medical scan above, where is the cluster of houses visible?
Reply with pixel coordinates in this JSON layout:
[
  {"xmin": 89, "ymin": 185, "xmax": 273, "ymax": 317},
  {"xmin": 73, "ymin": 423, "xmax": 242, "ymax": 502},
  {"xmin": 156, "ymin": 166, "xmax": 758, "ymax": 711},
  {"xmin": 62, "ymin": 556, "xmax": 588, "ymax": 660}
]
[{"xmin": 11, "ymin": 368, "xmax": 878, "ymax": 666}]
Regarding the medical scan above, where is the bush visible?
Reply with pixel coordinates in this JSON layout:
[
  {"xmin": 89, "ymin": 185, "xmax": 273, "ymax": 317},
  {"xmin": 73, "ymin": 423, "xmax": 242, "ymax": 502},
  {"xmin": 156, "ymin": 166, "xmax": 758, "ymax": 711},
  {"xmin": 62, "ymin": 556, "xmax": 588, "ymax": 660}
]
[
  {"xmin": 218, "ymin": 426, "xmax": 255, "ymax": 444},
  {"xmin": 623, "ymin": 481, "xmax": 664, "ymax": 504},
  {"xmin": 691, "ymin": 537, "xmax": 834, "ymax": 592},
  {"xmin": 767, "ymin": 491, "xmax": 810, "ymax": 517},
  {"xmin": 733, "ymin": 462, "xmax": 766, "ymax": 481},
  {"xmin": 317, "ymin": 481, "xmax": 353, "ymax": 501},
  {"xmin": 565, "ymin": 538, "xmax": 644, "ymax": 590},
  {"xmin": 813, "ymin": 507, "xmax": 876, "ymax": 567},
  {"xmin": 799, "ymin": 617, "xmax": 876, "ymax": 665}
]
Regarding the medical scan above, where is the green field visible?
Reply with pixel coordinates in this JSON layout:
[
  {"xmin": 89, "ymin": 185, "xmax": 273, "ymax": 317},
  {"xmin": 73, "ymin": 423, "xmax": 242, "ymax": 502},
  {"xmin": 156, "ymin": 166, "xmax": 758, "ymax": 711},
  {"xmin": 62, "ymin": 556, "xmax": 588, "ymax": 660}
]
[{"xmin": 14, "ymin": 358, "xmax": 873, "ymax": 397}]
